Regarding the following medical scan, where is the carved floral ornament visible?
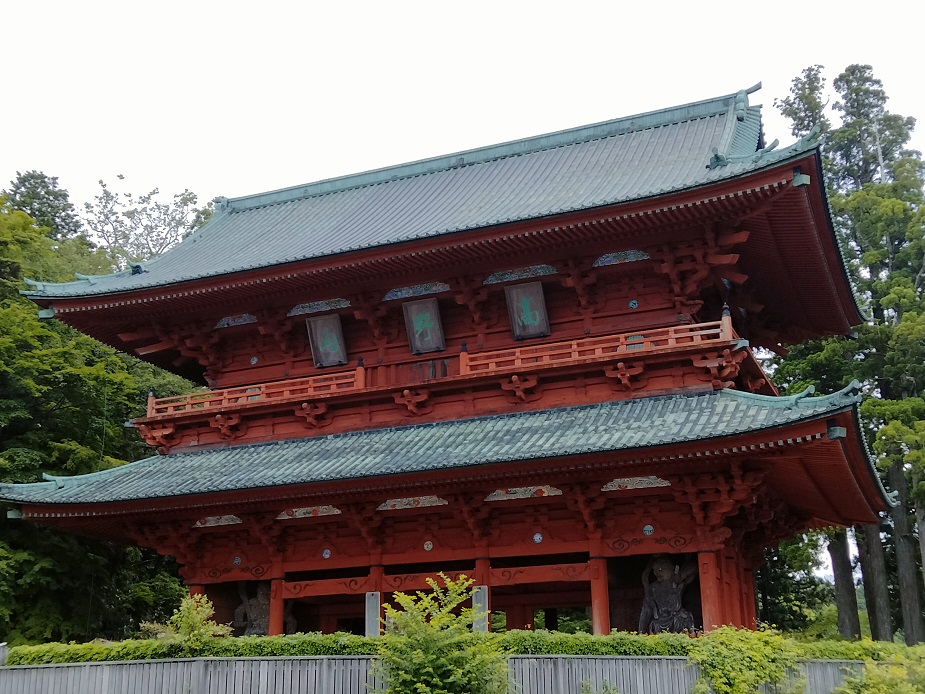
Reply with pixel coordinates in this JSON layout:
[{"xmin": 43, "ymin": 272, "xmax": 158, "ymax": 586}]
[
  {"xmin": 377, "ymin": 496, "xmax": 448, "ymax": 511},
  {"xmin": 193, "ymin": 514, "xmax": 242, "ymax": 528},
  {"xmin": 485, "ymin": 485, "xmax": 563, "ymax": 501},
  {"xmin": 601, "ymin": 476, "xmax": 671, "ymax": 491},
  {"xmin": 275, "ymin": 505, "xmax": 341, "ymax": 520}
]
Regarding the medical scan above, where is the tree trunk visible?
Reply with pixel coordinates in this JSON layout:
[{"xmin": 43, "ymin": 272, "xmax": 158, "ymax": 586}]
[
  {"xmin": 855, "ymin": 522, "xmax": 893, "ymax": 640},
  {"xmin": 888, "ymin": 461, "xmax": 925, "ymax": 645},
  {"xmin": 913, "ymin": 469, "xmax": 925, "ymax": 595},
  {"xmin": 827, "ymin": 529, "xmax": 861, "ymax": 639}
]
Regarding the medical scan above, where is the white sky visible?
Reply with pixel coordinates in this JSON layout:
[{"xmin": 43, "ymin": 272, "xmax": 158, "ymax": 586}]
[{"xmin": 3, "ymin": 1, "xmax": 923, "ymax": 212}]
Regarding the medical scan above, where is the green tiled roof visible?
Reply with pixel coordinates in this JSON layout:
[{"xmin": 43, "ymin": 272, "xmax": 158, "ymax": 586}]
[
  {"xmin": 0, "ymin": 385, "xmax": 883, "ymax": 507},
  {"xmin": 24, "ymin": 85, "xmax": 815, "ymax": 300}
]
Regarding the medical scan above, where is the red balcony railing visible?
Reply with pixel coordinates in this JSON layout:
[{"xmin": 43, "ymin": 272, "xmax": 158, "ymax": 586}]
[{"xmin": 145, "ymin": 317, "xmax": 736, "ymax": 418}]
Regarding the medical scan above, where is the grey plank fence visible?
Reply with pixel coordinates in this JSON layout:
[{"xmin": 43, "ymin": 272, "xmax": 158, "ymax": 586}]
[{"xmin": 0, "ymin": 655, "xmax": 863, "ymax": 694}]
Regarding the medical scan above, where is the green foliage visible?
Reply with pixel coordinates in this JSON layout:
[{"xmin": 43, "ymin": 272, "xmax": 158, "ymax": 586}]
[
  {"xmin": 834, "ymin": 649, "xmax": 925, "ymax": 693},
  {"xmin": 0, "ymin": 195, "xmax": 192, "ymax": 644},
  {"xmin": 376, "ymin": 573, "xmax": 508, "ymax": 694},
  {"xmin": 3, "ymin": 171, "xmax": 82, "ymax": 240},
  {"xmin": 756, "ymin": 534, "xmax": 835, "ymax": 633},
  {"xmin": 688, "ymin": 626, "xmax": 801, "ymax": 694},
  {"xmin": 497, "ymin": 629, "xmax": 692, "ymax": 656},
  {"xmin": 581, "ymin": 681, "xmax": 621, "ymax": 694},
  {"xmin": 140, "ymin": 594, "xmax": 232, "ymax": 644}
]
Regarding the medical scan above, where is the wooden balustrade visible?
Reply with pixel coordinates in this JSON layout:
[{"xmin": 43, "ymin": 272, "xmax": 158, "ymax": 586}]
[
  {"xmin": 459, "ymin": 320, "xmax": 730, "ymax": 375},
  {"xmin": 148, "ymin": 367, "xmax": 365, "ymax": 416},
  {"xmin": 145, "ymin": 319, "xmax": 737, "ymax": 418}
]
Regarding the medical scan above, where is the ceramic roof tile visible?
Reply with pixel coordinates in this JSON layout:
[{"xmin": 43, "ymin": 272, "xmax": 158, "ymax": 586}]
[
  {"xmin": 24, "ymin": 86, "xmax": 815, "ymax": 300},
  {"xmin": 0, "ymin": 385, "xmax": 866, "ymax": 506}
]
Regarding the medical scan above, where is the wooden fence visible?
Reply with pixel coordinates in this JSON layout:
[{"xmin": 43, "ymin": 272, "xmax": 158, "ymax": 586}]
[{"xmin": 0, "ymin": 655, "xmax": 863, "ymax": 694}]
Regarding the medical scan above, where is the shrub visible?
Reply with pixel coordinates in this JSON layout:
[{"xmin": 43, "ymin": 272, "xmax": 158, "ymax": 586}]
[
  {"xmin": 834, "ymin": 650, "xmax": 925, "ymax": 693},
  {"xmin": 688, "ymin": 625, "xmax": 802, "ymax": 694},
  {"xmin": 376, "ymin": 573, "xmax": 508, "ymax": 694}
]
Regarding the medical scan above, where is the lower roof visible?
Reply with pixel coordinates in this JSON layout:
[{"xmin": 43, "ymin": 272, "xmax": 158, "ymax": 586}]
[{"xmin": 0, "ymin": 384, "xmax": 887, "ymax": 512}]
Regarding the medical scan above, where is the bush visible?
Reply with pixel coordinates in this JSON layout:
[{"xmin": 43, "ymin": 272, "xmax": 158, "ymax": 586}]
[
  {"xmin": 688, "ymin": 625, "xmax": 801, "ymax": 694},
  {"xmin": 834, "ymin": 650, "xmax": 925, "ymax": 693},
  {"xmin": 376, "ymin": 573, "xmax": 508, "ymax": 694}
]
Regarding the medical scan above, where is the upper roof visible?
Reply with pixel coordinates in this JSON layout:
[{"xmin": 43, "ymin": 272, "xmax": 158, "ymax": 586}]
[
  {"xmin": 24, "ymin": 84, "xmax": 815, "ymax": 300},
  {"xmin": 0, "ymin": 384, "xmax": 889, "ymax": 523}
]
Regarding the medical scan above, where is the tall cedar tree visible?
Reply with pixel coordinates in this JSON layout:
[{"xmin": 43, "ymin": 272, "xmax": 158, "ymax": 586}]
[{"xmin": 774, "ymin": 65, "xmax": 925, "ymax": 643}]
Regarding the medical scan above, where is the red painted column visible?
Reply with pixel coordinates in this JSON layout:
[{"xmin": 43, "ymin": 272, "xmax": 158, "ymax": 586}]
[
  {"xmin": 589, "ymin": 557, "xmax": 611, "ymax": 636},
  {"xmin": 506, "ymin": 604, "xmax": 528, "ymax": 631},
  {"xmin": 698, "ymin": 550, "xmax": 723, "ymax": 631},
  {"xmin": 188, "ymin": 585, "xmax": 205, "ymax": 597},
  {"xmin": 742, "ymin": 568, "xmax": 757, "ymax": 628},
  {"xmin": 269, "ymin": 579, "xmax": 285, "ymax": 636},
  {"xmin": 721, "ymin": 550, "xmax": 742, "ymax": 628}
]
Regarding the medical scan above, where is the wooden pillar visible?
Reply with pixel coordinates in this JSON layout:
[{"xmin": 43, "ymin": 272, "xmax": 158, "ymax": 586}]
[
  {"xmin": 742, "ymin": 568, "xmax": 757, "ymax": 628},
  {"xmin": 320, "ymin": 613, "xmax": 338, "ymax": 634},
  {"xmin": 720, "ymin": 550, "xmax": 742, "ymax": 628},
  {"xmin": 268, "ymin": 579, "xmax": 285, "ymax": 636},
  {"xmin": 188, "ymin": 585, "xmax": 205, "ymax": 597},
  {"xmin": 699, "ymin": 550, "xmax": 723, "ymax": 631},
  {"xmin": 506, "ymin": 604, "xmax": 528, "ymax": 631},
  {"xmin": 589, "ymin": 556, "xmax": 611, "ymax": 635},
  {"xmin": 545, "ymin": 608, "xmax": 559, "ymax": 631}
]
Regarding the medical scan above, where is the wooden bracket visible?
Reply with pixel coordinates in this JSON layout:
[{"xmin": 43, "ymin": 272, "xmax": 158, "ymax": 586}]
[
  {"xmin": 603, "ymin": 361, "xmax": 648, "ymax": 392},
  {"xmin": 136, "ymin": 423, "xmax": 179, "ymax": 452},
  {"xmin": 448, "ymin": 275, "xmax": 496, "ymax": 329},
  {"xmin": 256, "ymin": 310, "xmax": 302, "ymax": 356},
  {"xmin": 500, "ymin": 374, "xmax": 542, "ymax": 402},
  {"xmin": 558, "ymin": 258, "xmax": 599, "ymax": 313},
  {"xmin": 692, "ymin": 347, "xmax": 748, "ymax": 389},
  {"xmin": 563, "ymin": 484, "xmax": 607, "ymax": 535},
  {"xmin": 351, "ymin": 293, "xmax": 396, "ymax": 345},
  {"xmin": 393, "ymin": 389, "xmax": 431, "ymax": 416},
  {"xmin": 447, "ymin": 493, "xmax": 493, "ymax": 544},
  {"xmin": 210, "ymin": 413, "xmax": 247, "ymax": 439},
  {"xmin": 294, "ymin": 401, "xmax": 331, "ymax": 428}
]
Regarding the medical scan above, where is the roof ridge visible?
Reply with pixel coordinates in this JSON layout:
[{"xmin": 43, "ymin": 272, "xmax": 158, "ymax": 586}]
[{"xmin": 222, "ymin": 88, "xmax": 758, "ymax": 214}]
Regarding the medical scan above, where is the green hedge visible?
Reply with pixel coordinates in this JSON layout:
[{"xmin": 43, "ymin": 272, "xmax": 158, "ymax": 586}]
[{"xmin": 6, "ymin": 629, "xmax": 924, "ymax": 667}]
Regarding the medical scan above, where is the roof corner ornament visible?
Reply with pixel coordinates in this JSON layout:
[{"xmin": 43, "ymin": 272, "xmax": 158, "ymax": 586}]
[
  {"xmin": 733, "ymin": 83, "xmax": 762, "ymax": 122},
  {"xmin": 707, "ymin": 147, "xmax": 729, "ymax": 170},
  {"xmin": 22, "ymin": 277, "xmax": 45, "ymax": 290},
  {"xmin": 783, "ymin": 124, "xmax": 823, "ymax": 159}
]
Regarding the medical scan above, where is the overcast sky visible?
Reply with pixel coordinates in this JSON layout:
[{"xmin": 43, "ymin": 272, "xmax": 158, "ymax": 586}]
[{"xmin": 3, "ymin": 1, "xmax": 922, "ymax": 211}]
